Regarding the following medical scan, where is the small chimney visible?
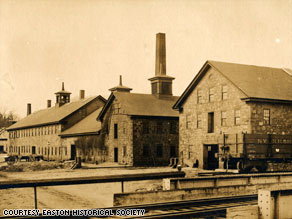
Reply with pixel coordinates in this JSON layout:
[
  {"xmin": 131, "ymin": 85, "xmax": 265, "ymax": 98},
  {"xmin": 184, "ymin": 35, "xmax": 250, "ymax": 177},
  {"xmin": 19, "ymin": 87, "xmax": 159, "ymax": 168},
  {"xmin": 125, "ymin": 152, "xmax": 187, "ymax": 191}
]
[
  {"xmin": 80, "ymin": 90, "xmax": 85, "ymax": 99},
  {"xmin": 27, "ymin": 103, "xmax": 31, "ymax": 116},
  {"xmin": 62, "ymin": 82, "xmax": 65, "ymax": 91},
  {"xmin": 47, "ymin": 100, "xmax": 51, "ymax": 108}
]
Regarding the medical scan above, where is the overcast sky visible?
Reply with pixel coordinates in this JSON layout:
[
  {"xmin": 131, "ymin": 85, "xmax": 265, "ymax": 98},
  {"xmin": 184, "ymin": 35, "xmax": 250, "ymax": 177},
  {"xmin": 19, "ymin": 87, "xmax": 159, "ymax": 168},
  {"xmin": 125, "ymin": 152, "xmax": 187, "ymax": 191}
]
[{"xmin": 1, "ymin": 0, "xmax": 292, "ymax": 118}]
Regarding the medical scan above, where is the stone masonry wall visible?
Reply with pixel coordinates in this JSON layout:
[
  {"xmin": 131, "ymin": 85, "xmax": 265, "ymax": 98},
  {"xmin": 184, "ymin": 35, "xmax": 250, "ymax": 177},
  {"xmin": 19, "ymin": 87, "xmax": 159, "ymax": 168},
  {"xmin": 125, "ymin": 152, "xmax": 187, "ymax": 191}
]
[
  {"xmin": 249, "ymin": 102, "xmax": 292, "ymax": 134},
  {"xmin": 179, "ymin": 67, "xmax": 251, "ymax": 169},
  {"xmin": 104, "ymin": 99, "xmax": 134, "ymax": 165},
  {"xmin": 132, "ymin": 117, "xmax": 179, "ymax": 166}
]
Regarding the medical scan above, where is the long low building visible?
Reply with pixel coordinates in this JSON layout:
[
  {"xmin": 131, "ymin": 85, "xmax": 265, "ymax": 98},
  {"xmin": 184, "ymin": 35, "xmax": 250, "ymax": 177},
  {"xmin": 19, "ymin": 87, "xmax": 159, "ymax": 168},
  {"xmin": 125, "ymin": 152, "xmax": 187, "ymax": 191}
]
[{"xmin": 7, "ymin": 84, "xmax": 106, "ymax": 161}]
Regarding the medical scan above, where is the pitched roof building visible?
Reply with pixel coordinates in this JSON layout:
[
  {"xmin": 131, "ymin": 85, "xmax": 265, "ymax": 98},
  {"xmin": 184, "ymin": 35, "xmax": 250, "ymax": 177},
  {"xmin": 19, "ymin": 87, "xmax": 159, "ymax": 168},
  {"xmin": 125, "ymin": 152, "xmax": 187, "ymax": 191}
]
[
  {"xmin": 7, "ymin": 84, "xmax": 106, "ymax": 161},
  {"xmin": 173, "ymin": 60, "xmax": 292, "ymax": 170},
  {"xmin": 97, "ymin": 33, "xmax": 179, "ymax": 166}
]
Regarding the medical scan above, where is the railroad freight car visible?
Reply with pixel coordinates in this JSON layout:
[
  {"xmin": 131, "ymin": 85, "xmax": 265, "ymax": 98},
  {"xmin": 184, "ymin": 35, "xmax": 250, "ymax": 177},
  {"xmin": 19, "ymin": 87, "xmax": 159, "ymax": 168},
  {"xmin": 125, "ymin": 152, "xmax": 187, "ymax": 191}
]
[{"xmin": 219, "ymin": 134, "xmax": 292, "ymax": 172}]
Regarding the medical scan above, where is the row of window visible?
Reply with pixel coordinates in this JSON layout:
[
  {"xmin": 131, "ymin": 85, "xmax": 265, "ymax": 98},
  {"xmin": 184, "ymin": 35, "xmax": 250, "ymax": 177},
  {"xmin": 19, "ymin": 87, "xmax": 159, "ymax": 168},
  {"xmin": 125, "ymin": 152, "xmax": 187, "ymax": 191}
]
[
  {"xmin": 186, "ymin": 109, "xmax": 271, "ymax": 132},
  {"xmin": 197, "ymin": 85, "xmax": 228, "ymax": 104},
  {"xmin": 142, "ymin": 144, "xmax": 177, "ymax": 158},
  {"xmin": 113, "ymin": 121, "xmax": 177, "ymax": 139},
  {"xmin": 9, "ymin": 125, "xmax": 60, "ymax": 139},
  {"xmin": 9, "ymin": 145, "xmax": 67, "ymax": 156}
]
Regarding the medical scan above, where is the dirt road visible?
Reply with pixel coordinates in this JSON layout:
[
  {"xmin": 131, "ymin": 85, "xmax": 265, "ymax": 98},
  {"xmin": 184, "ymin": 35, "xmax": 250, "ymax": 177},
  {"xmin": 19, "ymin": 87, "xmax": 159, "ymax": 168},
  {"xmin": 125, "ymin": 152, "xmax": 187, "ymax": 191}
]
[{"xmin": 0, "ymin": 166, "xmax": 173, "ymax": 215}]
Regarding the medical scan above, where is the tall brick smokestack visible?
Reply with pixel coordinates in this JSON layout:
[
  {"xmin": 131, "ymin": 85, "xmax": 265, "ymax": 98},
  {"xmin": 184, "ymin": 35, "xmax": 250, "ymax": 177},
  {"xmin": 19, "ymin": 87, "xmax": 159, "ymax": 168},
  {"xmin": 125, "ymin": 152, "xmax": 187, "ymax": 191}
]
[
  {"xmin": 47, "ymin": 100, "xmax": 51, "ymax": 108},
  {"xmin": 27, "ymin": 103, "xmax": 31, "ymax": 116},
  {"xmin": 80, "ymin": 90, "xmax": 85, "ymax": 99},
  {"xmin": 149, "ymin": 33, "xmax": 175, "ymax": 97},
  {"xmin": 155, "ymin": 33, "xmax": 166, "ymax": 76}
]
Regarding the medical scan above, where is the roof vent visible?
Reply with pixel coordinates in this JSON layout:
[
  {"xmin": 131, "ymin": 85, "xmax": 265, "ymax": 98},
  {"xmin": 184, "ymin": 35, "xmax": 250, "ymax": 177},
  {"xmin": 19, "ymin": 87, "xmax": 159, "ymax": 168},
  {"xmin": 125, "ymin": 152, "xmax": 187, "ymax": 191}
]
[{"xmin": 109, "ymin": 75, "xmax": 132, "ymax": 93}]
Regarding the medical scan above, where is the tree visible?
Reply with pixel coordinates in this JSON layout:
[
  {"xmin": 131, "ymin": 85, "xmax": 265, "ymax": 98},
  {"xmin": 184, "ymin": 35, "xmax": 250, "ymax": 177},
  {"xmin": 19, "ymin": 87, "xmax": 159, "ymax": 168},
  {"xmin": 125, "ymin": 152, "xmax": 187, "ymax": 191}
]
[{"xmin": 0, "ymin": 110, "xmax": 18, "ymax": 128}]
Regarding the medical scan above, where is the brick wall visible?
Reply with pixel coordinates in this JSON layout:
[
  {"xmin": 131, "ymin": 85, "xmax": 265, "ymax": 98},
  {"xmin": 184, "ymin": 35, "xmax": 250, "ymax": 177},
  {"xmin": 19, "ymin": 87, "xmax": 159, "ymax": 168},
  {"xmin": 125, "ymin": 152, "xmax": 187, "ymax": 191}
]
[{"xmin": 179, "ymin": 66, "xmax": 251, "ymax": 169}]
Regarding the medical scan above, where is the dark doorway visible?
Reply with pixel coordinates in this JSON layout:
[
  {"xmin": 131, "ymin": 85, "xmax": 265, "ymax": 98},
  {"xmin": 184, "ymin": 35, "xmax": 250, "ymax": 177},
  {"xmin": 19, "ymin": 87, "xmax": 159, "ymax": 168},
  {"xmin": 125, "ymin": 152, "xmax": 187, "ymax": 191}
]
[
  {"xmin": 0, "ymin": 146, "xmax": 3, "ymax": 153},
  {"xmin": 203, "ymin": 144, "xmax": 219, "ymax": 170},
  {"xmin": 114, "ymin": 147, "xmax": 118, "ymax": 162},
  {"xmin": 170, "ymin": 145, "xmax": 177, "ymax": 157},
  {"xmin": 32, "ymin": 146, "xmax": 36, "ymax": 155},
  {"xmin": 71, "ymin": 145, "xmax": 76, "ymax": 160}
]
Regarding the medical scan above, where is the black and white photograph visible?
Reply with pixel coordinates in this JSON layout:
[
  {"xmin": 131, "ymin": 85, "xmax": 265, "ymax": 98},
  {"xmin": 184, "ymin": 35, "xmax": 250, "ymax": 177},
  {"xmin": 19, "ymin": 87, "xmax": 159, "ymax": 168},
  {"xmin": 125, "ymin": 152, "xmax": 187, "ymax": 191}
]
[{"xmin": 0, "ymin": 0, "xmax": 292, "ymax": 218}]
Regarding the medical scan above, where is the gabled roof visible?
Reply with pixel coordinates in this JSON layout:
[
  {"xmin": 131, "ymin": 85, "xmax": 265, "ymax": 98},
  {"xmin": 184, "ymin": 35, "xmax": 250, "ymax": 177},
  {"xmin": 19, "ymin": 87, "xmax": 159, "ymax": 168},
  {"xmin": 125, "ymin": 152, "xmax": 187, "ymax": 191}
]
[
  {"xmin": 60, "ymin": 108, "xmax": 102, "ymax": 137},
  {"xmin": 98, "ymin": 92, "xmax": 179, "ymax": 121},
  {"xmin": 7, "ymin": 95, "xmax": 106, "ymax": 130},
  {"xmin": 173, "ymin": 60, "xmax": 292, "ymax": 109}
]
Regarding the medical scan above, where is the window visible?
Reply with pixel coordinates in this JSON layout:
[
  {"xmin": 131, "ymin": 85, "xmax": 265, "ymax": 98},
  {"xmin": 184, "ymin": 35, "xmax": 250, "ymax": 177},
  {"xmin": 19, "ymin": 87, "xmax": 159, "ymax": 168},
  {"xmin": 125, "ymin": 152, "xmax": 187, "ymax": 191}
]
[
  {"xmin": 222, "ymin": 85, "xmax": 227, "ymax": 100},
  {"xmin": 55, "ymin": 147, "xmax": 57, "ymax": 155},
  {"xmin": 235, "ymin": 110, "xmax": 240, "ymax": 125},
  {"xmin": 114, "ymin": 124, "xmax": 118, "ymax": 139},
  {"xmin": 197, "ymin": 89, "xmax": 202, "ymax": 104},
  {"xmin": 143, "ymin": 144, "xmax": 149, "ymax": 156},
  {"xmin": 142, "ymin": 121, "xmax": 149, "ymax": 134},
  {"xmin": 169, "ymin": 121, "xmax": 177, "ymax": 134},
  {"xmin": 186, "ymin": 115, "xmax": 191, "ymax": 129},
  {"xmin": 264, "ymin": 109, "xmax": 270, "ymax": 125},
  {"xmin": 188, "ymin": 145, "xmax": 192, "ymax": 159},
  {"xmin": 156, "ymin": 144, "xmax": 163, "ymax": 157},
  {"xmin": 209, "ymin": 88, "xmax": 215, "ymax": 102},
  {"xmin": 123, "ymin": 146, "xmax": 127, "ymax": 157},
  {"xmin": 221, "ymin": 111, "xmax": 227, "ymax": 126},
  {"xmin": 197, "ymin": 114, "xmax": 202, "ymax": 128},
  {"xmin": 64, "ymin": 147, "xmax": 67, "ymax": 156},
  {"xmin": 156, "ymin": 121, "xmax": 163, "ymax": 134},
  {"xmin": 152, "ymin": 82, "xmax": 158, "ymax": 95},
  {"xmin": 208, "ymin": 112, "xmax": 214, "ymax": 133}
]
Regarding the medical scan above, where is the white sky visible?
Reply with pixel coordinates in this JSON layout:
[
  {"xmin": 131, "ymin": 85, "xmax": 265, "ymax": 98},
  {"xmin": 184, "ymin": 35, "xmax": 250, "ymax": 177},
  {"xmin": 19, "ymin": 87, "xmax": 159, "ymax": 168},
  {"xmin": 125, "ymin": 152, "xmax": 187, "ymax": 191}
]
[{"xmin": 0, "ymin": 0, "xmax": 292, "ymax": 118}]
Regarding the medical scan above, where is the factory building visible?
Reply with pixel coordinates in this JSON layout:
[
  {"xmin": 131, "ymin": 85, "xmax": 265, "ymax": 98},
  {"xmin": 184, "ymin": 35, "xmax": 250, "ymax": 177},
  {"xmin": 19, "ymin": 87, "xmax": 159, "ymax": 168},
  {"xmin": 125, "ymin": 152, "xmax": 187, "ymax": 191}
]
[
  {"xmin": 97, "ymin": 33, "xmax": 179, "ymax": 166},
  {"xmin": 7, "ymin": 84, "xmax": 105, "ymax": 161},
  {"xmin": 59, "ymin": 107, "xmax": 106, "ymax": 164},
  {"xmin": 173, "ymin": 61, "xmax": 292, "ymax": 170}
]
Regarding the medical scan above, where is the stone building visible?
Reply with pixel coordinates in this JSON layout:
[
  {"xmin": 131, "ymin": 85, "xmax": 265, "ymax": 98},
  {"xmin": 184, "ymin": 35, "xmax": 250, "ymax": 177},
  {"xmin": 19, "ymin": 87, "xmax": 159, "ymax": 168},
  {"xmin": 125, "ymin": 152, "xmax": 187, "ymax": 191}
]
[
  {"xmin": 97, "ymin": 33, "xmax": 179, "ymax": 166},
  {"xmin": 173, "ymin": 61, "xmax": 292, "ymax": 170},
  {"xmin": 7, "ymin": 83, "xmax": 105, "ymax": 161}
]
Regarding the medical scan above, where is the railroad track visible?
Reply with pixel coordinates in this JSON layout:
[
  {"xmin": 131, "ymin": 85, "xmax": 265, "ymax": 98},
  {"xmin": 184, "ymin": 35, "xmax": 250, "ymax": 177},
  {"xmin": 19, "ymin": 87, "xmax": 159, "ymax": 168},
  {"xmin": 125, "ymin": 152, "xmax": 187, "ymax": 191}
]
[
  {"xmin": 0, "ymin": 195, "xmax": 257, "ymax": 219},
  {"xmin": 104, "ymin": 194, "xmax": 258, "ymax": 219}
]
